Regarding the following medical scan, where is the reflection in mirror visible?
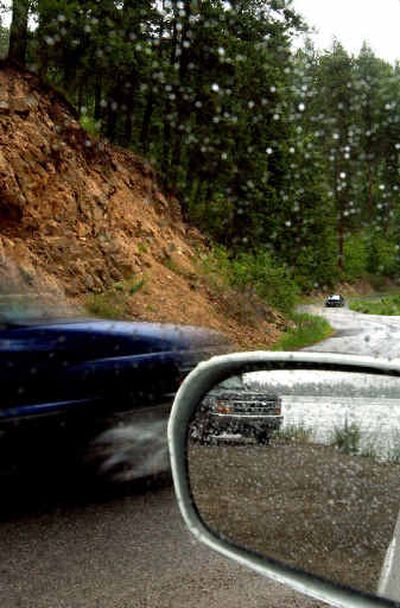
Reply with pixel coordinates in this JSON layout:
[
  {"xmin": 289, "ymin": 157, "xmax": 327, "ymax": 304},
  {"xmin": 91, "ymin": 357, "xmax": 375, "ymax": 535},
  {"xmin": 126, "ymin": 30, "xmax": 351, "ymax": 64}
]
[{"xmin": 187, "ymin": 368, "xmax": 400, "ymax": 602}]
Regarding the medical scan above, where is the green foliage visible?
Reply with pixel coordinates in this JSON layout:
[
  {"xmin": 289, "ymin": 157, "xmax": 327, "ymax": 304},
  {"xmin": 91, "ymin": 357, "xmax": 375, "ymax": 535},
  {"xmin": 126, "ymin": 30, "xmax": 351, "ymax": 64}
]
[
  {"xmin": 331, "ymin": 419, "xmax": 360, "ymax": 455},
  {"xmin": 128, "ymin": 278, "xmax": 145, "ymax": 295},
  {"xmin": 366, "ymin": 234, "xmax": 400, "ymax": 277},
  {"xmin": 86, "ymin": 292, "xmax": 126, "ymax": 319},
  {"xmin": 272, "ymin": 424, "xmax": 313, "ymax": 444},
  {"xmin": 272, "ymin": 312, "xmax": 333, "ymax": 350},
  {"xmin": 137, "ymin": 241, "xmax": 149, "ymax": 255},
  {"xmin": 0, "ymin": 20, "xmax": 9, "ymax": 59},
  {"xmin": 230, "ymin": 251, "xmax": 300, "ymax": 313},
  {"xmin": 388, "ymin": 432, "xmax": 400, "ymax": 463},
  {"xmin": 361, "ymin": 443, "xmax": 378, "ymax": 461},
  {"xmin": 349, "ymin": 294, "xmax": 400, "ymax": 316},
  {"xmin": 202, "ymin": 246, "xmax": 299, "ymax": 313},
  {"xmin": 79, "ymin": 114, "xmax": 101, "ymax": 138},
  {"xmin": 343, "ymin": 234, "xmax": 369, "ymax": 282},
  {"xmin": 85, "ymin": 276, "xmax": 145, "ymax": 319}
]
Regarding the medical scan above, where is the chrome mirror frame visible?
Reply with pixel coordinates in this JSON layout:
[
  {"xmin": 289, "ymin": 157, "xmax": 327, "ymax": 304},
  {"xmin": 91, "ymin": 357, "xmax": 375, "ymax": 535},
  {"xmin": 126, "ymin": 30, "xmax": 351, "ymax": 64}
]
[{"xmin": 168, "ymin": 351, "xmax": 400, "ymax": 608}]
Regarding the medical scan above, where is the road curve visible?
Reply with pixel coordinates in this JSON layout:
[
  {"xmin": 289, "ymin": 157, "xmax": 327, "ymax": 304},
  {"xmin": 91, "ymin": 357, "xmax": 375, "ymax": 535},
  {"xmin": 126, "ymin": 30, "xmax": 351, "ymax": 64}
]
[{"xmin": 303, "ymin": 304, "xmax": 400, "ymax": 358}]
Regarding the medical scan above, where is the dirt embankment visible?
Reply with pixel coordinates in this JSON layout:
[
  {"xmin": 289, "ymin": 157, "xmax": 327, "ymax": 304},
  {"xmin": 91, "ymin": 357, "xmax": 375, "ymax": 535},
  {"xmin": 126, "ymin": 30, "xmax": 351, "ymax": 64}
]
[{"xmin": 0, "ymin": 64, "xmax": 287, "ymax": 348}]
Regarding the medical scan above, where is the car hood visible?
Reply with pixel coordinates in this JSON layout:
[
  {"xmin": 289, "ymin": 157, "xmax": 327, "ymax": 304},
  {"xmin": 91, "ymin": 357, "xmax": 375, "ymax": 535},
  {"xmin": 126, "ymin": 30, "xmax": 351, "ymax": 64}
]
[{"xmin": 5, "ymin": 318, "xmax": 231, "ymax": 360}]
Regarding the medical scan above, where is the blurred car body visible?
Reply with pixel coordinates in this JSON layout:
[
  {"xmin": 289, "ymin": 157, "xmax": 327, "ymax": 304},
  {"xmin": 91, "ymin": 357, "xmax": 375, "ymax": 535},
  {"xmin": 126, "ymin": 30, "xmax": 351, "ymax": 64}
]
[{"xmin": 0, "ymin": 311, "xmax": 228, "ymax": 477}]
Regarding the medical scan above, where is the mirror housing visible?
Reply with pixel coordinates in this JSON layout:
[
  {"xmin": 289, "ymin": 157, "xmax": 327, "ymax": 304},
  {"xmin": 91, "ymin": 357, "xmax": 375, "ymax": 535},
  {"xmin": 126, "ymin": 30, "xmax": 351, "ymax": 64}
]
[{"xmin": 168, "ymin": 352, "xmax": 400, "ymax": 608}]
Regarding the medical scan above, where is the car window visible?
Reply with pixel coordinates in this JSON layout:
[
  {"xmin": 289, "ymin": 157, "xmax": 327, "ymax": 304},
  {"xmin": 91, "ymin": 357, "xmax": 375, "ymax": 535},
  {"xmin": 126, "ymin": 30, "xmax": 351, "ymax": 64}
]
[{"xmin": 1, "ymin": 1, "xmax": 400, "ymax": 606}]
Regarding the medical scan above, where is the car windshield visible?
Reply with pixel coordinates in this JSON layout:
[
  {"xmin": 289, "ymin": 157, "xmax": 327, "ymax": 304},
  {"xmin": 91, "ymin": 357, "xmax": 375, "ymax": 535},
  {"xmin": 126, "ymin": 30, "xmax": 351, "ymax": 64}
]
[{"xmin": 2, "ymin": 0, "xmax": 400, "ymax": 606}]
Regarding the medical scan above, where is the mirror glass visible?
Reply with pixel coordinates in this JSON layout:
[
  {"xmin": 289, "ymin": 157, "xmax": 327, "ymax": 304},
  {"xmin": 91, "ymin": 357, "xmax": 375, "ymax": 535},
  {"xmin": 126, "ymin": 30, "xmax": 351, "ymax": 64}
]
[{"xmin": 187, "ymin": 367, "xmax": 400, "ymax": 602}]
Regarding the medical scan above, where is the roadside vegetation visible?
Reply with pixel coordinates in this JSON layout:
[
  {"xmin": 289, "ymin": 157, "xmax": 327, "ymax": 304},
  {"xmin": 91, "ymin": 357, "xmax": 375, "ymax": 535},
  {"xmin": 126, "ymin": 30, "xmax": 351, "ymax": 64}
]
[
  {"xmin": 331, "ymin": 420, "xmax": 360, "ymax": 455},
  {"xmin": 201, "ymin": 246, "xmax": 299, "ymax": 315},
  {"xmin": 271, "ymin": 419, "xmax": 400, "ymax": 464},
  {"xmin": 85, "ymin": 246, "xmax": 332, "ymax": 349},
  {"xmin": 330, "ymin": 420, "xmax": 400, "ymax": 464},
  {"xmin": 272, "ymin": 312, "xmax": 333, "ymax": 351},
  {"xmin": 349, "ymin": 294, "xmax": 400, "ymax": 316},
  {"xmin": 86, "ymin": 276, "xmax": 145, "ymax": 319},
  {"xmin": 272, "ymin": 423, "xmax": 313, "ymax": 444}
]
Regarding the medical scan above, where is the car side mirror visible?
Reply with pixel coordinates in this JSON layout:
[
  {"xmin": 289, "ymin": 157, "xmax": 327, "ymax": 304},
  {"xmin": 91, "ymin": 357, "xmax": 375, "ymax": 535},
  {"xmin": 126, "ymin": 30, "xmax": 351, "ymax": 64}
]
[{"xmin": 168, "ymin": 352, "xmax": 400, "ymax": 607}]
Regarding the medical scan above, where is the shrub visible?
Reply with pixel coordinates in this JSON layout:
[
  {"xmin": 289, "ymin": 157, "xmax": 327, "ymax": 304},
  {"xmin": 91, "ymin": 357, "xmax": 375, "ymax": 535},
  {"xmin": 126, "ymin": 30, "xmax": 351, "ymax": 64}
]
[
  {"xmin": 366, "ymin": 233, "xmax": 399, "ymax": 278},
  {"xmin": 272, "ymin": 424, "xmax": 312, "ymax": 444},
  {"xmin": 272, "ymin": 312, "xmax": 332, "ymax": 350},
  {"xmin": 202, "ymin": 246, "xmax": 300, "ymax": 313},
  {"xmin": 349, "ymin": 295, "xmax": 400, "ymax": 316},
  {"xmin": 85, "ymin": 276, "xmax": 145, "ymax": 319},
  {"xmin": 80, "ymin": 114, "xmax": 101, "ymax": 137},
  {"xmin": 331, "ymin": 419, "xmax": 360, "ymax": 455},
  {"xmin": 230, "ymin": 250, "xmax": 300, "ymax": 313},
  {"xmin": 202, "ymin": 246, "xmax": 298, "ymax": 313}
]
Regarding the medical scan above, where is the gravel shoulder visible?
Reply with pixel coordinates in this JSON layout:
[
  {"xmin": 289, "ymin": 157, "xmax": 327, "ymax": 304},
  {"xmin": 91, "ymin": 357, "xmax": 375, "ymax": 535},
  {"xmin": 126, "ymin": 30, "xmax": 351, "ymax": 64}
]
[{"xmin": 189, "ymin": 442, "xmax": 400, "ymax": 597}]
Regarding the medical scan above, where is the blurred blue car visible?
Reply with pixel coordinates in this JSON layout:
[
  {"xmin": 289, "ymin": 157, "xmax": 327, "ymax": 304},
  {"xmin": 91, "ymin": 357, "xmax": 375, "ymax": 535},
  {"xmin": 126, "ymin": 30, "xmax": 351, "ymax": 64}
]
[{"xmin": 0, "ymin": 308, "xmax": 228, "ymax": 479}]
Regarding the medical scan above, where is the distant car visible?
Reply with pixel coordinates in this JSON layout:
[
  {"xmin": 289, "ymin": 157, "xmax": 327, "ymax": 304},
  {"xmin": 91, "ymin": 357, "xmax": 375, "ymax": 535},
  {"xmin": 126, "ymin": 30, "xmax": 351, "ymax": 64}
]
[
  {"xmin": 0, "ymin": 307, "xmax": 229, "ymax": 479},
  {"xmin": 324, "ymin": 294, "xmax": 345, "ymax": 308},
  {"xmin": 190, "ymin": 375, "xmax": 282, "ymax": 445}
]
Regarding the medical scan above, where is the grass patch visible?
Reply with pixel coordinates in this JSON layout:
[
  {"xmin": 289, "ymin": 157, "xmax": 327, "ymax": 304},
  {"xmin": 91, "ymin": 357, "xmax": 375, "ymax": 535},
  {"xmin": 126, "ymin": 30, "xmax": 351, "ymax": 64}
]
[
  {"xmin": 137, "ymin": 241, "xmax": 149, "ymax": 255},
  {"xmin": 349, "ymin": 294, "xmax": 400, "ymax": 315},
  {"xmin": 272, "ymin": 424, "xmax": 313, "ymax": 444},
  {"xmin": 388, "ymin": 446, "xmax": 400, "ymax": 464},
  {"xmin": 272, "ymin": 312, "xmax": 333, "ymax": 351},
  {"xmin": 164, "ymin": 256, "xmax": 200, "ymax": 286},
  {"xmin": 164, "ymin": 257, "xmax": 181, "ymax": 274},
  {"xmin": 360, "ymin": 443, "xmax": 378, "ymax": 461},
  {"xmin": 331, "ymin": 420, "xmax": 360, "ymax": 455},
  {"xmin": 387, "ymin": 430, "xmax": 400, "ymax": 463},
  {"xmin": 85, "ymin": 276, "xmax": 145, "ymax": 319}
]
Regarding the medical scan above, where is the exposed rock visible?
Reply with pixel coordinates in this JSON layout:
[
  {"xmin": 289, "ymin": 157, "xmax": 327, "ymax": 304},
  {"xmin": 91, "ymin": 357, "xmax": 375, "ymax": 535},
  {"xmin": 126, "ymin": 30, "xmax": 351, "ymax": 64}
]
[{"xmin": 0, "ymin": 65, "xmax": 284, "ymax": 348}]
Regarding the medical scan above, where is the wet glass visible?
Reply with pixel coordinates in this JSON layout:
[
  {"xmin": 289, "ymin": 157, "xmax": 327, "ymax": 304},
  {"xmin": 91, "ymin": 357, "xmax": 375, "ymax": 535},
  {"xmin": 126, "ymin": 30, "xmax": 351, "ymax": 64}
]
[{"xmin": 188, "ymin": 368, "xmax": 400, "ymax": 602}]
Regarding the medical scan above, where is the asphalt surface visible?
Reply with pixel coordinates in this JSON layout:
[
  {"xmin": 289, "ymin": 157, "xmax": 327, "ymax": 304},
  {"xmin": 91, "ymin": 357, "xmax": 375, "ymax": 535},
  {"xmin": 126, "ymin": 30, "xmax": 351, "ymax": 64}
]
[
  {"xmin": 0, "ymin": 480, "xmax": 325, "ymax": 608},
  {"xmin": 1, "ymin": 304, "xmax": 397, "ymax": 608},
  {"xmin": 303, "ymin": 303, "xmax": 400, "ymax": 357}
]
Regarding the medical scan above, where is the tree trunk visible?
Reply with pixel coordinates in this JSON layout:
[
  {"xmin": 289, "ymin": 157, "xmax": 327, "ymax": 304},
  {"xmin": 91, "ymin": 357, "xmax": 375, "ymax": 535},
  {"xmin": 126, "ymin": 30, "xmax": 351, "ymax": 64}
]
[
  {"xmin": 8, "ymin": 0, "xmax": 30, "ymax": 66},
  {"xmin": 94, "ymin": 73, "xmax": 102, "ymax": 121},
  {"xmin": 140, "ymin": 93, "xmax": 155, "ymax": 153}
]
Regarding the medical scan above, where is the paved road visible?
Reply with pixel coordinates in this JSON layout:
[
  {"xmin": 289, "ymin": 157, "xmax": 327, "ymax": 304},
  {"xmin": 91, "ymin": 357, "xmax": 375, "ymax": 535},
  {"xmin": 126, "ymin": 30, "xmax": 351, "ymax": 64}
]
[
  {"xmin": 0, "ymin": 481, "xmax": 325, "ymax": 608},
  {"xmin": 2, "ymin": 304, "xmax": 397, "ymax": 608},
  {"xmin": 303, "ymin": 303, "xmax": 400, "ymax": 358}
]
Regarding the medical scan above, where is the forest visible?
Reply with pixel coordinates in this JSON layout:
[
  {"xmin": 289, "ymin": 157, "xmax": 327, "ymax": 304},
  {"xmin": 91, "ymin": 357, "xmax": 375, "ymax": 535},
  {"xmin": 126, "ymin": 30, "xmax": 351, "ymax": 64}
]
[{"xmin": 1, "ymin": 0, "xmax": 400, "ymax": 305}]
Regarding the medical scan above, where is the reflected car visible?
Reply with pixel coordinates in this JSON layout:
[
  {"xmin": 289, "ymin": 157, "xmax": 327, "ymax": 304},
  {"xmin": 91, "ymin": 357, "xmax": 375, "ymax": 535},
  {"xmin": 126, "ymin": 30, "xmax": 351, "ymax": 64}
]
[
  {"xmin": 191, "ymin": 375, "xmax": 282, "ymax": 445},
  {"xmin": 324, "ymin": 294, "xmax": 345, "ymax": 308},
  {"xmin": 0, "ymin": 306, "xmax": 229, "ymax": 478}
]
